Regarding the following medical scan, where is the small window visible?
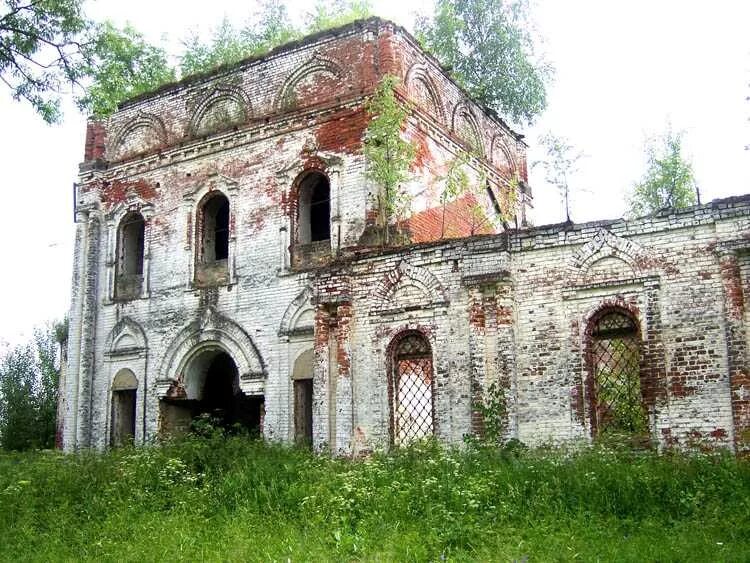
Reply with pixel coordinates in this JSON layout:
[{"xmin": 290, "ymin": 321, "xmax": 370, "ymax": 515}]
[
  {"xmin": 297, "ymin": 172, "xmax": 330, "ymax": 244},
  {"xmin": 589, "ymin": 310, "xmax": 647, "ymax": 436},
  {"xmin": 200, "ymin": 193, "xmax": 230, "ymax": 263},
  {"xmin": 390, "ymin": 332, "xmax": 434, "ymax": 446},
  {"xmin": 115, "ymin": 212, "xmax": 145, "ymax": 299}
]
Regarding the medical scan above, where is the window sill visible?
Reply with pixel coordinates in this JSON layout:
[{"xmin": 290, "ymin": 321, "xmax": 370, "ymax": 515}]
[
  {"xmin": 114, "ymin": 274, "xmax": 144, "ymax": 301},
  {"xmin": 195, "ymin": 260, "xmax": 230, "ymax": 287},
  {"xmin": 291, "ymin": 240, "xmax": 332, "ymax": 269}
]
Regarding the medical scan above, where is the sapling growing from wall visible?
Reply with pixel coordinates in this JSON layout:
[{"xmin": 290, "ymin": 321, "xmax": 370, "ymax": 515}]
[
  {"xmin": 535, "ymin": 132, "xmax": 583, "ymax": 223},
  {"xmin": 363, "ymin": 75, "xmax": 416, "ymax": 245},
  {"xmin": 627, "ymin": 129, "xmax": 697, "ymax": 217},
  {"xmin": 439, "ymin": 150, "xmax": 520, "ymax": 237}
]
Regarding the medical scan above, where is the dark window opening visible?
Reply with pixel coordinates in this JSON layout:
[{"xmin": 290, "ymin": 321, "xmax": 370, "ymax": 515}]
[
  {"xmin": 201, "ymin": 193, "xmax": 230, "ymax": 263},
  {"xmin": 115, "ymin": 213, "xmax": 145, "ymax": 299},
  {"xmin": 298, "ymin": 172, "xmax": 330, "ymax": 244},
  {"xmin": 590, "ymin": 311, "xmax": 647, "ymax": 436},
  {"xmin": 391, "ymin": 333, "xmax": 434, "ymax": 446}
]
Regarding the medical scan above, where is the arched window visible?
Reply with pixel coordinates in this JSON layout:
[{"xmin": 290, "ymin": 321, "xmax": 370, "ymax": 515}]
[
  {"xmin": 390, "ymin": 332, "xmax": 434, "ymax": 446},
  {"xmin": 297, "ymin": 171, "xmax": 330, "ymax": 244},
  {"xmin": 115, "ymin": 212, "xmax": 145, "ymax": 299},
  {"xmin": 589, "ymin": 310, "xmax": 647, "ymax": 436},
  {"xmin": 199, "ymin": 192, "xmax": 230, "ymax": 263}
]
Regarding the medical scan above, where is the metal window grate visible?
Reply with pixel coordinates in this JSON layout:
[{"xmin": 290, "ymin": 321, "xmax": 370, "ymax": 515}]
[
  {"xmin": 591, "ymin": 312, "xmax": 647, "ymax": 434},
  {"xmin": 393, "ymin": 334, "xmax": 434, "ymax": 445}
]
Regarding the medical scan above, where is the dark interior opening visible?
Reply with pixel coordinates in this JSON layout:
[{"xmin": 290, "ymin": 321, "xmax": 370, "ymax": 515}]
[
  {"xmin": 120, "ymin": 214, "xmax": 145, "ymax": 276},
  {"xmin": 294, "ymin": 378, "xmax": 313, "ymax": 447},
  {"xmin": 159, "ymin": 351, "xmax": 263, "ymax": 437},
  {"xmin": 111, "ymin": 389, "xmax": 136, "ymax": 447},
  {"xmin": 298, "ymin": 172, "xmax": 330, "ymax": 243},
  {"xmin": 200, "ymin": 352, "xmax": 261, "ymax": 432}
]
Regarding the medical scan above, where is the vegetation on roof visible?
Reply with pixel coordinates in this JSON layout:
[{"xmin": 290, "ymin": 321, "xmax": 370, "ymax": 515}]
[{"xmin": 0, "ymin": 0, "xmax": 551, "ymax": 125}]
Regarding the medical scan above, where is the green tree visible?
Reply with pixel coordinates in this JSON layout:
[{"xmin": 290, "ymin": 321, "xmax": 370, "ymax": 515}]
[
  {"xmin": 0, "ymin": 0, "xmax": 90, "ymax": 122},
  {"xmin": 0, "ymin": 324, "xmax": 60, "ymax": 450},
  {"xmin": 416, "ymin": 0, "xmax": 551, "ymax": 124},
  {"xmin": 76, "ymin": 22, "xmax": 174, "ymax": 118},
  {"xmin": 180, "ymin": 3, "xmax": 298, "ymax": 77},
  {"xmin": 305, "ymin": 0, "xmax": 372, "ymax": 34},
  {"xmin": 536, "ymin": 132, "xmax": 583, "ymax": 222},
  {"xmin": 363, "ymin": 75, "xmax": 416, "ymax": 245},
  {"xmin": 628, "ymin": 130, "xmax": 697, "ymax": 217}
]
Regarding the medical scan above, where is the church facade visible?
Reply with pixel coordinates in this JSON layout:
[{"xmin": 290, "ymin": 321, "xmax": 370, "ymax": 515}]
[{"xmin": 60, "ymin": 18, "xmax": 750, "ymax": 454}]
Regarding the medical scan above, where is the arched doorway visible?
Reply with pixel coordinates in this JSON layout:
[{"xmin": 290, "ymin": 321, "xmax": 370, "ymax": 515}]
[
  {"xmin": 160, "ymin": 349, "xmax": 263, "ymax": 436},
  {"xmin": 292, "ymin": 349, "xmax": 314, "ymax": 446},
  {"xmin": 111, "ymin": 368, "xmax": 138, "ymax": 447}
]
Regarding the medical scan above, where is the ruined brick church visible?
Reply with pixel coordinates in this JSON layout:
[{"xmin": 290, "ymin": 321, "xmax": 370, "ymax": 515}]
[{"xmin": 60, "ymin": 18, "xmax": 750, "ymax": 454}]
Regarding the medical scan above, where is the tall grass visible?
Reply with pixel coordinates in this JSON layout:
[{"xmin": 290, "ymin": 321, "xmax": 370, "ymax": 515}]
[{"xmin": 1, "ymin": 437, "xmax": 748, "ymax": 561}]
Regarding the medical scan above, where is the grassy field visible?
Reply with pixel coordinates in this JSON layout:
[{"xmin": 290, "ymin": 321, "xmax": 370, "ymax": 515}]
[{"xmin": 0, "ymin": 436, "xmax": 748, "ymax": 562}]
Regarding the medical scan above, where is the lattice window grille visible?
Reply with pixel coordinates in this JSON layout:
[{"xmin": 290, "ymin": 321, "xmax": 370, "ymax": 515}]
[
  {"xmin": 591, "ymin": 312, "xmax": 648, "ymax": 434},
  {"xmin": 393, "ymin": 334, "xmax": 434, "ymax": 446}
]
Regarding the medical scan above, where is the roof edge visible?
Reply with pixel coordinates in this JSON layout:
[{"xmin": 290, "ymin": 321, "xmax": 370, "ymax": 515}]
[{"xmin": 113, "ymin": 16, "xmax": 526, "ymax": 142}]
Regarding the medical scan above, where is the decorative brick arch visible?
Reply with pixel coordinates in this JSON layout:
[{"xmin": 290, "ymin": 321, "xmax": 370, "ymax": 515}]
[
  {"xmin": 372, "ymin": 260, "xmax": 448, "ymax": 311},
  {"xmin": 105, "ymin": 317, "xmax": 147, "ymax": 354},
  {"xmin": 279, "ymin": 285, "xmax": 315, "ymax": 335},
  {"xmin": 451, "ymin": 102, "xmax": 484, "ymax": 156},
  {"xmin": 275, "ymin": 53, "xmax": 343, "ymax": 111},
  {"xmin": 110, "ymin": 112, "xmax": 167, "ymax": 161},
  {"xmin": 188, "ymin": 84, "xmax": 252, "ymax": 137},
  {"xmin": 490, "ymin": 135, "xmax": 516, "ymax": 173},
  {"xmin": 571, "ymin": 228, "xmax": 646, "ymax": 275},
  {"xmin": 156, "ymin": 307, "xmax": 265, "ymax": 397},
  {"xmin": 405, "ymin": 63, "xmax": 445, "ymax": 123}
]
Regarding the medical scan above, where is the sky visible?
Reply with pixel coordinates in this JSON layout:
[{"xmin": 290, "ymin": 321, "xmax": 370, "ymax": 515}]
[{"xmin": 0, "ymin": 0, "xmax": 748, "ymax": 350}]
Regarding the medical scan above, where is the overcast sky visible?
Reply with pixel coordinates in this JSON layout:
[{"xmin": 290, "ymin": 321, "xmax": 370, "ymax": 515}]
[{"xmin": 0, "ymin": 0, "xmax": 748, "ymax": 349}]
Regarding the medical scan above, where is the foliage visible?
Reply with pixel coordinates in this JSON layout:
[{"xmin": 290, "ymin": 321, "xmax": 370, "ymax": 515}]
[
  {"xmin": 501, "ymin": 172, "xmax": 521, "ymax": 223},
  {"xmin": 363, "ymin": 75, "xmax": 416, "ymax": 245},
  {"xmin": 628, "ymin": 129, "xmax": 697, "ymax": 217},
  {"xmin": 305, "ymin": 0, "xmax": 373, "ymax": 34},
  {"xmin": 473, "ymin": 380, "xmax": 508, "ymax": 444},
  {"xmin": 0, "ymin": 325, "xmax": 60, "ymax": 450},
  {"xmin": 416, "ymin": 0, "xmax": 551, "ymax": 124},
  {"xmin": 180, "ymin": 3, "xmax": 298, "ymax": 77},
  {"xmin": 595, "ymin": 338, "xmax": 649, "ymax": 436},
  {"xmin": 0, "ymin": 436, "xmax": 748, "ymax": 560},
  {"xmin": 536, "ymin": 132, "xmax": 583, "ymax": 222},
  {"xmin": 0, "ymin": 0, "xmax": 90, "ymax": 122},
  {"xmin": 180, "ymin": 0, "xmax": 371, "ymax": 78},
  {"xmin": 439, "ymin": 150, "xmax": 470, "ymax": 237},
  {"xmin": 439, "ymin": 150, "xmax": 520, "ymax": 237},
  {"xmin": 75, "ymin": 22, "xmax": 174, "ymax": 118}
]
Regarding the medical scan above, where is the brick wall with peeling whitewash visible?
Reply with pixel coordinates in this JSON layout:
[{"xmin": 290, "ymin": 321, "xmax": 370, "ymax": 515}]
[{"xmin": 62, "ymin": 18, "xmax": 750, "ymax": 454}]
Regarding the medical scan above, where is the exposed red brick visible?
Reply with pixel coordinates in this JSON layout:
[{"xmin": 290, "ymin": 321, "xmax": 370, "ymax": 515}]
[
  {"xmin": 100, "ymin": 179, "xmax": 158, "ymax": 208},
  {"xmin": 314, "ymin": 107, "xmax": 369, "ymax": 154},
  {"xmin": 84, "ymin": 120, "xmax": 107, "ymax": 161}
]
